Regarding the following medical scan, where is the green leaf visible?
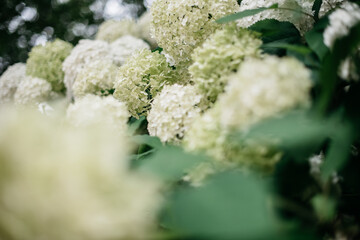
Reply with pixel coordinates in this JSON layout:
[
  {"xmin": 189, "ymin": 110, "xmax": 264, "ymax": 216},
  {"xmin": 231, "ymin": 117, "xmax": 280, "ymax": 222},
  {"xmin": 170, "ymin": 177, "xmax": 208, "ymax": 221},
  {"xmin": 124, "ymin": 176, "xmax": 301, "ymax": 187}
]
[
  {"xmin": 305, "ymin": 17, "xmax": 329, "ymax": 60},
  {"xmin": 262, "ymin": 42, "xmax": 312, "ymax": 55},
  {"xmin": 138, "ymin": 146, "xmax": 209, "ymax": 181},
  {"xmin": 216, "ymin": 4, "xmax": 278, "ymax": 24},
  {"xmin": 132, "ymin": 135, "xmax": 163, "ymax": 149},
  {"xmin": 128, "ymin": 116, "xmax": 146, "ymax": 135},
  {"xmin": 162, "ymin": 171, "xmax": 277, "ymax": 239},
  {"xmin": 312, "ymin": 0, "xmax": 323, "ymax": 21}
]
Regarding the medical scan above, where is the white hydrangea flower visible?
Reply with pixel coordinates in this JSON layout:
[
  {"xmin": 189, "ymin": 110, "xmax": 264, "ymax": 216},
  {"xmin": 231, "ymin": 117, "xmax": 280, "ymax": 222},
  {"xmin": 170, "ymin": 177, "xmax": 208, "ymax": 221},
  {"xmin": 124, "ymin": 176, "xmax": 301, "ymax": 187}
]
[
  {"xmin": 72, "ymin": 60, "xmax": 117, "ymax": 99},
  {"xmin": 309, "ymin": 152, "xmax": 324, "ymax": 175},
  {"xmin": 113, "ymin": 49, "xmax": 182, "ymax": 118},
  {"xmin": 62, "ymin": 40, "xmax": 112, "ymax": 99},
  {"xmin": 147, "ymin": 84, "xmax": 203, "ymax": 144},
  {"xmin": 137, "ymin": 11, "xmax": 158, "ymax": 47},
  {"xmin": 0, "ymin": 63, "xmax": 26, "ymax": 104},
  {"xmin": 319, "ymin": 0, "xmax": 345, "ymax": 17},
  {"xmin": 14, "ymin": 76, "xmax": 52, "ymax": 105},
  {"xmin": 219, "ymin": 55, "xmax": 312, "ymax": 130},
  {"xmin": 66, "ymin": 95, "xmax": 130, "ymax": 134},
  {"xmin": 96, "ymin": 19, "xmax": 139, "ymax": 43},
  {"xmin": 151, "ymin": 0, "xmax": 239, "ymax": 66},
  {"xmin": 110, "ymin": 35, "xmax": 150, "ymax": 66},
  {"xmin": 0, "ymin": 108, "xmax": 161, "ymax": 240},
  {"xmin": 190, "ymin": 24, "xmax": 262, "ymax": 102},
  {"xmin": 323, "ymin": 1, "xmax": 360, "ymax": 48},
  {"xmin": 237, "ymin": 0, "xmax": 315, "ymax": 35}
]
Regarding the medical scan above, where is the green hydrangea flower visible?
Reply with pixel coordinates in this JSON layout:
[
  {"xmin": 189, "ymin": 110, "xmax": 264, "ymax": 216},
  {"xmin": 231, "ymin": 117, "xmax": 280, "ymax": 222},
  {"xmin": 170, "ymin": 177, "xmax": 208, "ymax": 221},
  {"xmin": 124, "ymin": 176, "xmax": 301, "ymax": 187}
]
[
  {"xmin": 26, "ymin": 39, "xmax": 73, "ymax": 92},
  {"xmin": 190, "ymin": 24, "xmax": 262, "ymax": 102},
  {"xmin": 150, "ymin": 0, "xmax": 239, "ymax": 66},
  {"xmin": 113, "ymin": 49, "xmax": 182, "ymax": 118}
]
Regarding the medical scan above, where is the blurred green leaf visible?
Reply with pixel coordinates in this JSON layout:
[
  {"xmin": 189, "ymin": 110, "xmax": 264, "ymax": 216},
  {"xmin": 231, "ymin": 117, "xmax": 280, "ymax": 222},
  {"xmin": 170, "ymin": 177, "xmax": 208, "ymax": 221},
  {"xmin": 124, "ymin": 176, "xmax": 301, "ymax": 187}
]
[
  {"xmin": 128, "ymin": 116, "xmax": 146, "ymax": 135},
  {"xmin": 132, "ymin": 135, "xmax": 163, "ymax": 149},
  {"xmin": 138, "ymin": 146, "xmax": 209, "ymax": 181},
  {"xmin": 162, "ymin": 171, "xmax": 277, "ymax": 239},
  {"xmin": 305, "ymin": 17, "xmax": 329, "ymax": 60},
  {"xmin": 262, "ymin": 42, "xmax": 312, "ymax": 55},
  {"xmin": 216, "ymin": 4, "xmax": 278, "ymax": 24}
]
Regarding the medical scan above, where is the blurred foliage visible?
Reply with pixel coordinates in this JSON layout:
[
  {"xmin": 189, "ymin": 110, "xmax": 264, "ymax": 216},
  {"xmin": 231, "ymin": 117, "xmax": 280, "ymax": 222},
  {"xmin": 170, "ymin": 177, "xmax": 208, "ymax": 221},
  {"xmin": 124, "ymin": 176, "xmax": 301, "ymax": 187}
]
[{"xmin": 0, "ymin": 0, "xmax": 146, "ymax": 74}]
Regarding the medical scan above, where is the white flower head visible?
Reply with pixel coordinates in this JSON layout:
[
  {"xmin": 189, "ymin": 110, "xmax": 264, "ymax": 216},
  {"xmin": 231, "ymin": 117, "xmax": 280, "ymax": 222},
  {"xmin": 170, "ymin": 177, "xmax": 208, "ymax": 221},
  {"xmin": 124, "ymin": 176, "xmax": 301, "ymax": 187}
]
[
  {"xmin": 150, "ymin": 0, "xmax": 239, "ymax": 66},
  {"xmin": 323, "ymin": 1, "xmax": 360, "ymax": 48},
  {"xmin": 66, "ymin": 95, "xmax": 130, "ymax": 134},
  {"xmin": 0, "ymin": 108, "xmax": 161, "ymax": 240},
  {"xmin": 14, "ymin": 76, "xmax": 52, "ymax": 105},
  {"xmin": 219, "ymin": 55, "xmax": 312, "ymax": 130},
  {"xmin": 62, "ymin": 40, "xmax": 112, "ymax": 99},
  {"xmin": 0, "ymin": 63, "xmax": 26, "ymax": 104},
  {"xmin": 110, "ymin": 35, "xmax": 150, "ymax": 66},
  {"xmin": 137, "ymin": 11, "xmax": 158, "ymax": 47},
  {"xmin": 72, "ymin": 60, "xmax": 117, "ymax": 99},
  {"xmin": 96, "ymin": 19, "xmax": 139, "ymax": 43},
  {"xmin": 319, "ymin": 0, "xmax": 345, "ymax": 18},
  {"xmin": 147, "ymin": 84, "xmax": 203, "ymax": 144},
  {"xmin": 237, "ymin": 0, "xmax": 315, "ymax": 35}
]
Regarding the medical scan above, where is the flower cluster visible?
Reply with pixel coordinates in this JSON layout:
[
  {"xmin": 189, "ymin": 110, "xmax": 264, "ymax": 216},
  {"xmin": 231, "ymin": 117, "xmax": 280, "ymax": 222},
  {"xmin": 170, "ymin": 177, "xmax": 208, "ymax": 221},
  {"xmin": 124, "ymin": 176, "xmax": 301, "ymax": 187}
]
[
  {"xmin": 190, "ymin": 24, "xmax": 262, "ymax": 102},
  {"xmin": 319, "ymin": 0, "xmax": 345, "ymax": 17},
  {"xmin": 95, "ymin": 19, "xmax": 139, "ymax": 43},
  {"xmin": 26, "ymin": 39, "xmax": 73, "ymax": 92},
  {"xmin": 14, "ymin": 76, "xmax": 52, "ymax": 105},
  {"xmin": 110, "ymin": 35, "xmax": 150, "ymax": 66},
  {"xmin": 323, "ymin": 1, "xmax": 360, "ymax": 48},
  {"xmin": 0, "ymin": 108, "xmax": 161, "ymax": 240},
  {"xmin": 113, "ymin": 49, "xmax": 180, "ymax": 118},
  {"xmin": 66, "ymin": 95, "xmax": 130, "ymax": 133},
  {"xmin": 0, "ymin": 63, "xmax": 26, "ymax": 103},
  {"xmin": 237, "ymin": 0, "xmax": 314, "ymax": 35},
  {"xmin": 150, "ymin": 0, "xmax": 239, "ymax": 66},
  {"xmin": 219, "ymin": 55, "xmax": 312, "ymax": 129},
  {"xmin": 147, "ymin": 84, "xmax": 203, "ymax": 144},
  {"xmin": 72, "ymin": 60, "xmax": 117, "ymax": 98},
  {"xmin": 62, "ymin": 40, "xmax": 112, "ymax": 99},
  {"xmin": 137, "ymin": 11, "xmax": 157, "ymax": 47}
]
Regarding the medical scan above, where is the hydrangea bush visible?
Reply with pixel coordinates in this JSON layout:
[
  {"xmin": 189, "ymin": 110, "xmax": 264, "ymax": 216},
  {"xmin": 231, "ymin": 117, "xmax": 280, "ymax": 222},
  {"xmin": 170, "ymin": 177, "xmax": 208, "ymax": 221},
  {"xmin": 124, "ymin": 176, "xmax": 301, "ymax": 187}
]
[{"xmin": 1, "ymin": 1, "xmax": 360, "ymax": 239}]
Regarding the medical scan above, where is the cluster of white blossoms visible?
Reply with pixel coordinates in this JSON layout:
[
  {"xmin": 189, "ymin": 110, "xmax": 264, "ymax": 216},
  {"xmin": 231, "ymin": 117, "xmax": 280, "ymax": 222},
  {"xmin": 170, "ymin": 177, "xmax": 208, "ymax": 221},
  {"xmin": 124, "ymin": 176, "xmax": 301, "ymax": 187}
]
[
  {"xmin": 110, "ymin": 35, "xmax": 150, "ymax": 66},
  {"xmin": 72, "ymin": 60, "xmax": 117, "ymax": 99},
  {"xmin": 237, "ymin": 0, "xmax": 315, "ymax": 35},
  {"xmin": 319, "ymin": 0, "xmax": 345, "ymax": 18},
  {"xmin": 95, "ymin": 19, "xmax": 139, "ymax": 43},
  {"xmin": 0, "ymin": 108, "xmax": 161, "ymax": 240},
  {"xmin": 323, "ymin": 1, "xmax": 360, "ymax": 48},
  {"xmin": 26, "ymin": 39, "xmax": 73, "ymax": 92},
  {"xmin": 0, "ymin": 63, "xmax": 26, "ymax": 103},
  {"xmin": 66, "ymin": 95, "xmax": 130, "ymax": 133},
  {"xmin": 137, "ymin": 11, "xmax": 157, "ymax": 47},
  {"xmin": 219, "ymin": 55, "xmax": 312, "ymax": 129},
  {"xmin": 14, "ymin": 76, "xmax": 52, "ymax": 105},
  {"xmin": 150, "ymin": 0, "xmax": 239, "ymax": 66},
  {"xmin": 147, "ymin": 84, "xmax": 203, "ymax": 144},
  {"xmin": 190, "ymin": 24, "xmax": 262, "ymax": 102},
  {"xmin": 113, "ymin": 49, "xmax": 180, "ymax": 118},
  {"xmin": 62, "ymin": 40, "xmax": 112, "ymax": 99}
]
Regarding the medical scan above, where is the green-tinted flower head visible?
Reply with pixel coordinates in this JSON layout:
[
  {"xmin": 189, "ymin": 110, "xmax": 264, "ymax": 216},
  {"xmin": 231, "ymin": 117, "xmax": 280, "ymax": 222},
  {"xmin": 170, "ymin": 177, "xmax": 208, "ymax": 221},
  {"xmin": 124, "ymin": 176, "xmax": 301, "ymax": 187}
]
[
  {"xmin": 150, "ymin": 0, "xmax": 239, "ymax": 66},
  {"xmin": 26, "ymin": 39, "xmax": 73, "ymax": 92},
  {"xmin": 113, "ymin": 49, "xmax": 181, "ymax": 118},
  {"xmin": 72, "ymin": 60, "xmax": 117, "ymax": 99},
  {"xmin": 96, "ymin": 19, "xmax": 139, "ymax": 43},
  {"xmin": 190, "ymin": 24, "xmax": 262, "ymax": 102}
]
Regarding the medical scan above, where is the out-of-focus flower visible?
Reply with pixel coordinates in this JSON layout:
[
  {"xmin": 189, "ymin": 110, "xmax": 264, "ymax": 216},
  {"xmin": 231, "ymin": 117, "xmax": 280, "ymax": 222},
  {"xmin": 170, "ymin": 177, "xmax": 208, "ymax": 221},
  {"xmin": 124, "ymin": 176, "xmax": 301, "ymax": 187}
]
[
  {"xmin": 150, "ymin": 0, "xmax": 239, "ymax": 66},
  {"xmin": 0, "ymin": 108, "xmax": 161, "ymax": 240},
  {"xmin": 147, "ymin": 84, "xmax": 203, "ymax": 144},
  {"xmin": 110, "ymin": 35, "xmax": 150, "ymax": 66},
  {"xmin": 0, "ymin": 63, "xmax": 26, "ymax": 103},
  {"xmin": 219, "ymin": 55, "xmax": 312, "ymax": 130},
  {"xmin": 237, "ymin": 0, "xmax": 314, "ymax": 35},
  {"xmin": 323, "ymin": 2, "xmax": 360, "ymax": 48},
  {"xmin": 62, "ymin": 40, "xmax": 112, "ymax": 99},
  {"xmin": 137, "ymin": 11, "xmax": 157, "ymax": 48},
  {"xmin": 72, "ymin": 60, "xmax": 117, "ymax": 99},
  {"xmin": 14, "ymin": 77, "xmax": 52, "ymax": 105},
  {"xmin": 96, "ymin": 19, "xmax": 139, "ymax": 43},
  {"xmin": 66, "ymin": 95, "xmax": 130, "ymax": 134},
  {"xmin": 26, "ymin": 39, "xmax": 73, "ymax": 92},
  {"xmin": 190, "ymin": 24, "xmax": 262, "ymax": 102},
  {"xmin": 319, "ymin": 0, "xmax": 345, "ymax": 18},
  {"xmin": 113, "ymin": 49, "xmax": 181, "ymax": 118}
]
